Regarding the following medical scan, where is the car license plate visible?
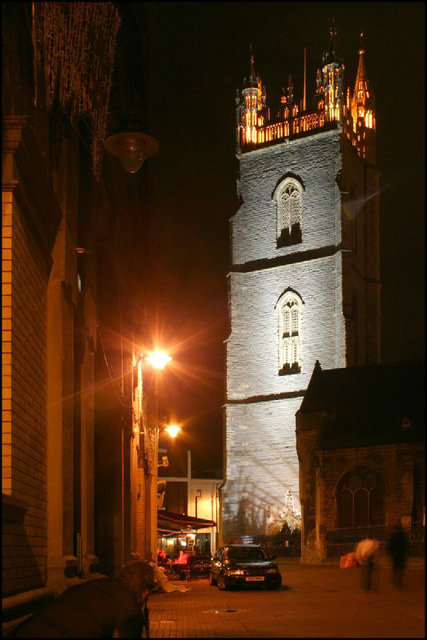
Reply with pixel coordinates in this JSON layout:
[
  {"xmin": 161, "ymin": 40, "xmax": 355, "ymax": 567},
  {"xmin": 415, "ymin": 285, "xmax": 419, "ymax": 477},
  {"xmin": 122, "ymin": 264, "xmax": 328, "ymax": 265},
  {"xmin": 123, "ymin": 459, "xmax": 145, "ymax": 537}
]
[{"xmin": 246, "ymin": 576, "xmax": 264, "ymax": 581}]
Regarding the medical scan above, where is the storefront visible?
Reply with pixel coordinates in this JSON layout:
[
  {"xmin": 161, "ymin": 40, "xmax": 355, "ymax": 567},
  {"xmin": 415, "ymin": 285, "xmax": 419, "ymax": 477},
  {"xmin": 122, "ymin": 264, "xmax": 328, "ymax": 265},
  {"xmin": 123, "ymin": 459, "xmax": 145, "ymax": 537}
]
[{"xmin": 157, "ymin": 510, "xmax": 216, "ymax": 558}]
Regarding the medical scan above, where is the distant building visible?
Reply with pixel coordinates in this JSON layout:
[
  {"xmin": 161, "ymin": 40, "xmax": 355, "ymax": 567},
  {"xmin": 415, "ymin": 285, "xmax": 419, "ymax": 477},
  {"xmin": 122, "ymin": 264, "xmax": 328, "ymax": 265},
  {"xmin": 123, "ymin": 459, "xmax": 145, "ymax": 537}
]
[
  {"xmin": 158, "ymin": 450, "xmax": 221, "ymax": 555},
  {"xmin": 223, "ymin": 26, "xmax": 380, "ymax": 540},
  {"xmin": 296, "ymin": 359, "xmax": 425, "ymax": 562}
]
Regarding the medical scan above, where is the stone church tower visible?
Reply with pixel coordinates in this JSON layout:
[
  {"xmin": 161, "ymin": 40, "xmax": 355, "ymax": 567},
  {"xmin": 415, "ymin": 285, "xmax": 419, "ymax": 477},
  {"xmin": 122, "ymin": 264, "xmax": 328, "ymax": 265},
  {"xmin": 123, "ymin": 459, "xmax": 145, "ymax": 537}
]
[{"xmin": 222, "ymin": 28, "xmax": 380, "ymax": 540}]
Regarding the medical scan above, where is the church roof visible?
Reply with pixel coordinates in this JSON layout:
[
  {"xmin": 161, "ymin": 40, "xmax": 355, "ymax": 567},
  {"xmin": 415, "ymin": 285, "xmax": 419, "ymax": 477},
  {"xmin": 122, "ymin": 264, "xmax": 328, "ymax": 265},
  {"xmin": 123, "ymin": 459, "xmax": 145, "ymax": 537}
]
[{"xmin": 299, "ymin": 360, "xmax": 425, "ymax": 450}]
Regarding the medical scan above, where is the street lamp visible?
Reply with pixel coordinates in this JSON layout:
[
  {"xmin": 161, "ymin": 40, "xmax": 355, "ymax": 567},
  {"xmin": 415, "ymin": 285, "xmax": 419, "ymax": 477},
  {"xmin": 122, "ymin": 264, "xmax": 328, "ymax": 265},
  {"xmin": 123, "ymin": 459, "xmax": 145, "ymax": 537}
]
[
  {"xmin": 131, "ymin": 348, "xmax": 172, "ymax": 561},
  {"xmin": 164, "ymin": 424, "xmax": 181, "ymax": 439},
  {"xmin": 104, "ymin": 118, "xmax": 159, "ymax": 174},
  {"xmin": 146, "ymin": 349, "xmax": 172, "ymax": 370}
]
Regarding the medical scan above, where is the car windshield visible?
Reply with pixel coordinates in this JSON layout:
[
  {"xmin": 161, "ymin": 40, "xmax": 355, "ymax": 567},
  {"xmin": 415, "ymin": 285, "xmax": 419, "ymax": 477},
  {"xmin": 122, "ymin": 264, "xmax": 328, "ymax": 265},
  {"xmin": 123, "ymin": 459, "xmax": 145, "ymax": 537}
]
[{"xmin": 227, "ymin": 547, "xmax": 268, "ymax": 561}]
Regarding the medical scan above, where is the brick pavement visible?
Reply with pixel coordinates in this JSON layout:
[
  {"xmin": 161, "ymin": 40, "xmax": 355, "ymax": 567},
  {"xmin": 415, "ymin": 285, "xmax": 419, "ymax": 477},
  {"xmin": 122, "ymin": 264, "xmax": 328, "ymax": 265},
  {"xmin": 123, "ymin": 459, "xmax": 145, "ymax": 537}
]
[{"xmin": 148, "ymin": 559, "xmax": 425, "ymax": 638}]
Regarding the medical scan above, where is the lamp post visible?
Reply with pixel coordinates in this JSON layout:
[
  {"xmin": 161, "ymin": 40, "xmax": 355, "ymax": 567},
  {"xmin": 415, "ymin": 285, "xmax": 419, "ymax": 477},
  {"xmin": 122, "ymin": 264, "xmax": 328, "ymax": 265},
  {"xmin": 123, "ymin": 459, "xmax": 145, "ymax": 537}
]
[
  {"xmin": 147, "ymin": 350, "xmax": 172, "ymax": 562},
  {"xmin": 132, "ymin": 349, "xmax": 171, "ymax": 562}
]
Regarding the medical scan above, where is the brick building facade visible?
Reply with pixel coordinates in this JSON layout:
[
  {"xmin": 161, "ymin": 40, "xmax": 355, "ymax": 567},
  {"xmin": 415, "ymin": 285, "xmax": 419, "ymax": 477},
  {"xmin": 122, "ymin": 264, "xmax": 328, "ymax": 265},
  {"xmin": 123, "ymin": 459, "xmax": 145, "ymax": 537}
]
[
  {"xmin": 2, "ymin": 1, "xmax": 120, "ymax": 611},
  {"xmin": 2, "ymin": 3, "xmax": 158, "ymax": 632},
  {"xmin": 222, "ymin": 29, "xmax": 380, "ymax": 540}
]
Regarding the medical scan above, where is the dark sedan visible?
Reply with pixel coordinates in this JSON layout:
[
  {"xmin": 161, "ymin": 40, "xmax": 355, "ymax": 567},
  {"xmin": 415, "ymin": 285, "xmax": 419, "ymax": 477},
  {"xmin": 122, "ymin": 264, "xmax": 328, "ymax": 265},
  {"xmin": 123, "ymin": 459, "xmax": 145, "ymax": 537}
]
[{"xmin": 210, "ymin": 544, "xmax": 282, "ymax": 590}]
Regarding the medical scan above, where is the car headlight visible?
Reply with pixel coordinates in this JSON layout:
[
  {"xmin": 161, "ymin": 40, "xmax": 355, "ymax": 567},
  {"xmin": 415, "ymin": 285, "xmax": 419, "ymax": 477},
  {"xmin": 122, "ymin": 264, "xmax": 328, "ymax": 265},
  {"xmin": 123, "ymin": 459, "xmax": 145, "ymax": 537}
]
[
  {"xmin": 225, "ymin": 569, "xmax": 248, "ymax": 575},
  {"xmin": 265, "ymin": 568, "xmax": 279, "ymax": 573}
]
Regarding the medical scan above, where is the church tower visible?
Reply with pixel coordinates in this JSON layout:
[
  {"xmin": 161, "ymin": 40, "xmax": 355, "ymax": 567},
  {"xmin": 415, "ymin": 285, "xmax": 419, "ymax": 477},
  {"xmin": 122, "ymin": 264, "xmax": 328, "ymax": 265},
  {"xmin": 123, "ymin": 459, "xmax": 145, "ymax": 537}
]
[{"xmin": 223, "ymin": 28, "xmax": 380, "ymax": 540}]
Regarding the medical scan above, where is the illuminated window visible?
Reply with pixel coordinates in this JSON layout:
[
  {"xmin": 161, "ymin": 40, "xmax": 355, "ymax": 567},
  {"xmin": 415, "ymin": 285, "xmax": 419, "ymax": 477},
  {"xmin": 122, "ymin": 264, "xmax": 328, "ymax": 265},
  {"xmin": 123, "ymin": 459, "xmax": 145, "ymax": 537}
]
[
  {"xmin": 276, "ymin": 177, "xmax": 303, "ymax": 247},
  {"xmin": 336, "ymin": 466, "xmax": 385, "ymax": 527},
  {"xmin": 278, "ymin": 291, "xmax": 302, "ymax": 374}
]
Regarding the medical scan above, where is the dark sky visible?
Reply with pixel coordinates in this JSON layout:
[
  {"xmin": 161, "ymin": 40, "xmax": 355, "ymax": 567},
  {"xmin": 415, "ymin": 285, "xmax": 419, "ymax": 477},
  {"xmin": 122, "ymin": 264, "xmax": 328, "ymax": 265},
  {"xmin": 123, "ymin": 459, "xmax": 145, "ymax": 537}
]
[{"xmin": 135, "ymin": 2, "xmax": 424, "ymax": 473}]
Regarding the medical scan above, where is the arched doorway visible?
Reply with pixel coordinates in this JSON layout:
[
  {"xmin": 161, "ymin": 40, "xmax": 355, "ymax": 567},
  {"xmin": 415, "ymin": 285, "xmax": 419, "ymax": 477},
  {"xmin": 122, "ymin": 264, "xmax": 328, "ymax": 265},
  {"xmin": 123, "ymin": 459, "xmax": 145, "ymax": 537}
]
[{"xmin": 336, "ymin": 466, "xmax": 385, "ymax": 528}]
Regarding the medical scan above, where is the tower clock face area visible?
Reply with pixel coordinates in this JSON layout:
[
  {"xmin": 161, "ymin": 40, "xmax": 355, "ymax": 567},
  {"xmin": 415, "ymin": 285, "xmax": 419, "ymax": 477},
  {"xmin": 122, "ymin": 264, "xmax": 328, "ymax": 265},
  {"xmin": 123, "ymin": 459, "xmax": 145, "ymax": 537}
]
[{"xmin": 222, "ymin": 35, "xmax": 380, "ymax": 541}]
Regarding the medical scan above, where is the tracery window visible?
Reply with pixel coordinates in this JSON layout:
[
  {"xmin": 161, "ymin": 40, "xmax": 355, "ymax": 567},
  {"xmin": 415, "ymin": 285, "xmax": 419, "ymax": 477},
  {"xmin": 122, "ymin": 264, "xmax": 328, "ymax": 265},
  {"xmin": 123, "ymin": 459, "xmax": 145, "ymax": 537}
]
[
  {"xmin": 278, "ymin": 292, "xmax": 302, "ymax": 375},
  {"xmin": 276, "ymin": 178, "xmax": 303, "ymax": 247},
  {"xmin": 336, "ymin": 466, "xmax": 385, "ymax": 528}
]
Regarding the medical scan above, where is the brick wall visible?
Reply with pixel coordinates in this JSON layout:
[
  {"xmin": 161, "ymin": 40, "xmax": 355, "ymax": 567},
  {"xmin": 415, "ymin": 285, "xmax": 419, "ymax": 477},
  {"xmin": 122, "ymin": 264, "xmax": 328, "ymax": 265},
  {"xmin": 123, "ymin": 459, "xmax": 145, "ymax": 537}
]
[
  {"xmin": 2, "ymin": 195, "xmax": 48, "ymax": 596},
  {"xmin": 2, "ymin": 193, "xmax": 13, "ymax": 494}
]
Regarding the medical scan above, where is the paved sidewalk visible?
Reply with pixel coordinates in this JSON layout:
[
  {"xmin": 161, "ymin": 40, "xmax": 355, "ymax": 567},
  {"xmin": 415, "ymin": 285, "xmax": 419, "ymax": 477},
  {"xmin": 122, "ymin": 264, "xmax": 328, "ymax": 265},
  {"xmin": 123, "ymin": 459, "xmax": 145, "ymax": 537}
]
[{"xmin": 148, "ymin": 559, "xmax": 425, "ymax": 638}]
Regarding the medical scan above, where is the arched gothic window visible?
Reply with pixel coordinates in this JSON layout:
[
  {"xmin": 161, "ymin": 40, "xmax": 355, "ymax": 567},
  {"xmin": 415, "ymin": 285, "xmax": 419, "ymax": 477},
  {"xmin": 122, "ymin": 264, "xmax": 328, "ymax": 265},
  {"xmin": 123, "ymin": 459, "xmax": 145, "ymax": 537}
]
[
  {"xmin": 276, "ymin": 178, "xmax": 303, "ymax": 247},
  {"xmin": 278, "ymin": 292, "xmax": 302, "ymax": 375},
  {"xmin": 336, "ymin": 466, "xmax": 385, "ymax": 528}
]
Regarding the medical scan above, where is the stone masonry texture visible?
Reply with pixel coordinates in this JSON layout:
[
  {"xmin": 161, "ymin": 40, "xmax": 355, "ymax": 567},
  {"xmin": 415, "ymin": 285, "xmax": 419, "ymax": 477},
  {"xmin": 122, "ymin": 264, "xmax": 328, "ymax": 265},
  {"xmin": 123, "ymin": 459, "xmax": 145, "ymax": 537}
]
[{"xmin": 223, "ymin": 127, "xmax": 380, "ymax": 540}]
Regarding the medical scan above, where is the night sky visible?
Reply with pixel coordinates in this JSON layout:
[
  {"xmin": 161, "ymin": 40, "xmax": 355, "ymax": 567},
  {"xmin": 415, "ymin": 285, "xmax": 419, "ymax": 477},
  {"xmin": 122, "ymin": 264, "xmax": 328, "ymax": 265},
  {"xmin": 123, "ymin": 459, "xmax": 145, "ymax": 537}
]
[{"xmin": 133, "ymin": 3, "xmax": 424, "ymax": 473}]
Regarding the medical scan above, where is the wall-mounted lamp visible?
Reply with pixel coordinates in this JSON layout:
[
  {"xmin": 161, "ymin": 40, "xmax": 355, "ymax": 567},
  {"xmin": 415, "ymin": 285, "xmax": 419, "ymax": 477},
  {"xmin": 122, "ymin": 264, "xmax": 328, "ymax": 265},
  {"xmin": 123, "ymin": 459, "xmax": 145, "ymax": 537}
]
[
  {"xmin": 158, "ymin": 455, "xmax": 169, "ymax": 468},
  {"xmin": 104, "ymin": 118, "xmax": 159, "ymax": 174}
]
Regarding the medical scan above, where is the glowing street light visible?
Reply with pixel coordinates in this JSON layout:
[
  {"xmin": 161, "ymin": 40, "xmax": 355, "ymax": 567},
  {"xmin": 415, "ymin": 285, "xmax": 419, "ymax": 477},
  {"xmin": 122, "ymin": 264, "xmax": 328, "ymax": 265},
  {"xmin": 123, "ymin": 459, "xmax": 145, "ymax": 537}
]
[
  {"xmin": 164, "ymin": 424, "xmax": 181, "ymax": 439},
  {"xmin": 131, "ymin": 346, "xmax": 173, "ymax": 560},
  {"xmin": 146, "ymin": 349, "xmax": 172, "ymax": 370}
]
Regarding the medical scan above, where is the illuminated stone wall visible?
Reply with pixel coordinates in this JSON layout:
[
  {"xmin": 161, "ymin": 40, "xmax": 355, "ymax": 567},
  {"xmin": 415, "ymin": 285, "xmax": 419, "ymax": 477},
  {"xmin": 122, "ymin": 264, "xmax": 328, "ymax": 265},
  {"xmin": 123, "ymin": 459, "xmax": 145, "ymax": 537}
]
[
  {"xmin": 223, "ymin": 126, "xmax": 380, "ymax": 540},
  {"xmin": 2, "ymin": 167, "xmax": 49, "ymax": 595}
]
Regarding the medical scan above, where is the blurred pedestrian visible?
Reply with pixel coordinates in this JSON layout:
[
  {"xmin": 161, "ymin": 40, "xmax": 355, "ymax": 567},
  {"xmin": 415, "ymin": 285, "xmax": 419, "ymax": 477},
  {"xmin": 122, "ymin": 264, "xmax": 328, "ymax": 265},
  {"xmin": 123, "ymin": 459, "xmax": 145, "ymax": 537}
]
[
  {"xmin": 387, "ymin": 523, "xmax": 408, "ymax": 588},
  {"xmin": 355, "ymin": 537, "xmax": 380, "ymax": 592}
]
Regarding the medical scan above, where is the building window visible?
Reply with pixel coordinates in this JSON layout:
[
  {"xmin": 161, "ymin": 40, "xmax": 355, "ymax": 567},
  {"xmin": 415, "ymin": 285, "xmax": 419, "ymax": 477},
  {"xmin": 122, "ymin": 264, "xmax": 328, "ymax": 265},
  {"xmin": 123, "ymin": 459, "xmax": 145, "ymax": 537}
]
[
  {"xmin": 336, "ymin": 466, "xmax": 385, "ymax": 528},
  {"xmin": 278, "ymin": 292, "xmax": 302, "ymax": 375},
  {"xmin": 276, "ymin": 178, "xmax": 303, "ymax": 247}
]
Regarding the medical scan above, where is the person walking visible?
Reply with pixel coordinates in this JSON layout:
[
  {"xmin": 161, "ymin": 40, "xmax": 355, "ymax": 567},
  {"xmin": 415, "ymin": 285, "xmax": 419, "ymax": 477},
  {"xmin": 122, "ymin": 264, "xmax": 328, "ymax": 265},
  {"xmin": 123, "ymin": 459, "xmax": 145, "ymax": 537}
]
[
  {"xmin": 355, "ymin": 537, "xmax": 380, "ymax": 592},
  {"xmin": 387, "ymin": 523, "xmax": 408, "ymax": 588}
]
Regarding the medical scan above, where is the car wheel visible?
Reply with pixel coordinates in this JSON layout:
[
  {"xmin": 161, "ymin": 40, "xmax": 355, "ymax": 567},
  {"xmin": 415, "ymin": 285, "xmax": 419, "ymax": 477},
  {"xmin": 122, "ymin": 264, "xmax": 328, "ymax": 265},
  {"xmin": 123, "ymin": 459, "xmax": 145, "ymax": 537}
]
[
  {"xmin": 209, "ymin": 573, "xmax": 217, "ymax": 586},
  {"xmin": 217, "ymin": 574, "xmax": 228, "ymax": 590}
]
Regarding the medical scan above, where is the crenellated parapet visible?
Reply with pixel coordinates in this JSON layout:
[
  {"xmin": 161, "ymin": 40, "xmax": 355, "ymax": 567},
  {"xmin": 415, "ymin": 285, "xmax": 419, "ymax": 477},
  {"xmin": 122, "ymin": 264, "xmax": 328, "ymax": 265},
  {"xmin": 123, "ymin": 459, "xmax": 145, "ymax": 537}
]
[{"xmin": 236, "ymin": 25, "xmax": 376, "ymax": 164}]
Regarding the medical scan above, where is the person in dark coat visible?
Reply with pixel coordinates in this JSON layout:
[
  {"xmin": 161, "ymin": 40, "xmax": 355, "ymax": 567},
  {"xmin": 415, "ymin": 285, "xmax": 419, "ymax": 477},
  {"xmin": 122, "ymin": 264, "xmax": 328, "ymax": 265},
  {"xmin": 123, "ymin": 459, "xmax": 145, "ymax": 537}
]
[
  {"xmin": 387, "ymin": 523, "xmax": 408, "ymax": 588},
  {"xmin": 12, "ymin": 561, "xmax": 155, "ymax": 638}
]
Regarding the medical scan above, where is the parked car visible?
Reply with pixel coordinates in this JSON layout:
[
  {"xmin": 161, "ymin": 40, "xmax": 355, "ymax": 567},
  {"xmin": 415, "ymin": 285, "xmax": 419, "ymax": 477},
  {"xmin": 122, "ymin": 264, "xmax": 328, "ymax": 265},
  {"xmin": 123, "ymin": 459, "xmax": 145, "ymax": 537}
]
[{"xmin": 210, "ymin": 544, "xmax": 282, "ymax": 590}]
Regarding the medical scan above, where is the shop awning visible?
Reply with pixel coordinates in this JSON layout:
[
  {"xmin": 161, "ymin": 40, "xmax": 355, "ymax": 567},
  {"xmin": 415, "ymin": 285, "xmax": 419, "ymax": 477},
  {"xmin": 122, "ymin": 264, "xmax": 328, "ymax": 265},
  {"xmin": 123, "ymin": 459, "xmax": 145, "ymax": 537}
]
[{"xmin": 157, "ymin": 509, "xmax": 216, "ymax": 533}]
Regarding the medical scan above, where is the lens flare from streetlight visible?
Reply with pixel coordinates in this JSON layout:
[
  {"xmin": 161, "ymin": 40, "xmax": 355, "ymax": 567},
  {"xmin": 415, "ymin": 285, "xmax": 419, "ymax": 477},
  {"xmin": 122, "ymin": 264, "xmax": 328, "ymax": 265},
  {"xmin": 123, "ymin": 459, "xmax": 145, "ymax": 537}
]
[
  {"xmin": 146, "ymin": 349, "xmax": 172, "ymax": 370},
  {"xmin": 164, "ymin": 424, "xmax": 181, "ymax": 438}
]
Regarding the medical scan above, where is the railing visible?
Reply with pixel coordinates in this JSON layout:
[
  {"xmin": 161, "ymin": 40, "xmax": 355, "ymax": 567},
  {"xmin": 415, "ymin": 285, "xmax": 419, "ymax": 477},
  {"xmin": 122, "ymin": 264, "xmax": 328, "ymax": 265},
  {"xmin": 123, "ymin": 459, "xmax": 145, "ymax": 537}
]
[
  {"xmin": 254, "ymin": 534, "xmax": 301, "ymax": 558},
  {"xmin": 326, "ymin": 522, "xmax": 425, "ymax": 558},
  {"xmin": 238, "ymin": 110, "xmax": 330, "ymax": 151}
]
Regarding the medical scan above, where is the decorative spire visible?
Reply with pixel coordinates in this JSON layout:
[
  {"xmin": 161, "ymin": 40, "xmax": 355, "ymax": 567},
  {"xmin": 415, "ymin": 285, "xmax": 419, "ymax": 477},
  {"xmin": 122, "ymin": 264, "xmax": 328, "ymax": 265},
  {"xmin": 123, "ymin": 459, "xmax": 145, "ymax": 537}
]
[
  {"xmin": 352, "ymin": 31, "xmax": 369, "ymax": 112},
  {"xmin": 329, "ymin": 17, "xmax": 337, "ymax": 57},
  {"xmin": 349, "ymin": 30, "xmax": 376, "ymax": 162},
  {"xmin": 249, "ymin": 45, "xmax": 256, "ymax": 84},
  {"xmin": 359, "ymin": 30, "xmax": 365, "ymax": 54},
  {"xmin": 324, "ymin": 17, "xmax": 337, "ymax": 64},
  {"xmin": 287, "ymin": 74, "xmax": 294, "ymax": 105},
  {"xmin": 238, "ymin": 44, "xmax": 267, "ymax": 148},
  {"xmin": 320, "ymin": 20, "xmax": 343, "ymax": 122}
]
